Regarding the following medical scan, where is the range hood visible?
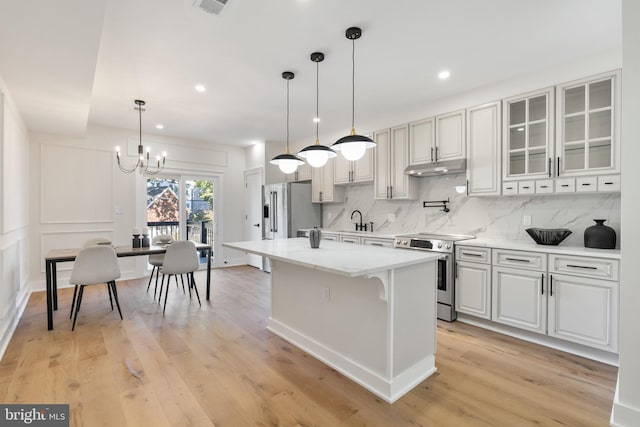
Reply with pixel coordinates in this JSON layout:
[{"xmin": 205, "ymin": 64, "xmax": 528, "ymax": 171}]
[{"xmin": 404, "ymin": 158, "xmax": 467, "ymax": 177}]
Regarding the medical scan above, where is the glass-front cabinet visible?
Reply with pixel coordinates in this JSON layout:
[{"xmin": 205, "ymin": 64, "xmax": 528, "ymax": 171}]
[
  {"xmin": 556, "ymin": 71, "xmax": 620, "ymax": 176},
  {"xmin": 502, "ymin": 88, "xmax": 554, "ymax": 180}
]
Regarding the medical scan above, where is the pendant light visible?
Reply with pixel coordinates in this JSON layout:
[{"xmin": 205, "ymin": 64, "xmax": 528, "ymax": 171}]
[
  {"xmin": 332, "ymin": 27, "xmax": 375, "ymax": 161},
  {"xmin": 270, "ymin": 71, "xmax": 304, "ymax": 174},
  {"xmin": 298, "ymin": 52, "xmax": 336, "ymax": 168},
  {"xmin": 115, "ymin": 99, "xmax": 167, "ymax": 175}
]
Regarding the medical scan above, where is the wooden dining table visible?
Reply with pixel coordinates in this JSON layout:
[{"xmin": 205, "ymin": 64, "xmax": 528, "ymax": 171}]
[{"xmin": 44, "ymin": 243, "xmax": 212, "ymax": 330}]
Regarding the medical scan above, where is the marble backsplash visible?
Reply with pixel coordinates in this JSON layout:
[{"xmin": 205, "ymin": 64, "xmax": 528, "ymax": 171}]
[{"xmin": 322, "ymin": 174, "xmax": 621, "ymax": 248}]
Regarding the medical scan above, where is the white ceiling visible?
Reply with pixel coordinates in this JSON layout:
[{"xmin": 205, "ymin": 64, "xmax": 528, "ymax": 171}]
[{"xmin": 0, "ymin": 0, "xmax": 622, "ymax": 148}]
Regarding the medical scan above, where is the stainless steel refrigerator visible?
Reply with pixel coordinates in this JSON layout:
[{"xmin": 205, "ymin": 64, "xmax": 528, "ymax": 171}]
[{"xmin": 262, "ymin": 182, "xmax": 322, "ymax": 271}]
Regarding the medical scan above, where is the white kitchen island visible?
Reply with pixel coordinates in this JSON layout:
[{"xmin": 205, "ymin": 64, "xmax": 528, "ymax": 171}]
[{"xmin": 222, "ymin": 238, "xmax": 440, "ymax": 403}]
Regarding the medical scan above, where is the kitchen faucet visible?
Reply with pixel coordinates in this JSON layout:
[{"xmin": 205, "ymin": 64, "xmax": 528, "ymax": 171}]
[{"xmin": 350, "ymin": 210, "xmax": 367, "ymax": 231}]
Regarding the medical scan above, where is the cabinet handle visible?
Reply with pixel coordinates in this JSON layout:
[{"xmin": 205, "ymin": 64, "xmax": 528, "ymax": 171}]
[
  {"xmin": 505, "ymin": 257, "xmax": 530, "ymax": 263},
  {"xmin": 561, "ymin": 184, "xmax": 570, "ymax": 188},
  {"xmin": 435, "ymin": 146, "xmax": 439, "ymax": 161},
  {"xmin": 466, "ymin": 179, "xmax": 469, "ymax": 196},
  {"xmin": 390, "ymin": 186, "xmax": 393, "ymax": 199},
  {"xmin": 548, "ymin": 158, "xmax": 552, "ymax": 178},
  {"xmin": 431, "ymin": 147, "xmax": 434, "ymax": 162},
  {"xmin": 541, "ymin": 274, "xmax": 544, "ymax": 295},
  {"xmin": 522, "ymin": 186, "xmax": 530, "ymax": 190},
  {"xmin": 604, "ymin": 181, "xmax": 614, "ymax": 185},
  {"xmin": 557, "ymin": 157, "xmax": 560, "ymax": 176},
  {"xmin": 566, "ymin": 264, "xmax": 598, "ymax": 270},
  {"xmin": 462, "ymin": 252, "xmax": 482, "ymax": 257},
  {"xmin": 550, "ymin": 274, "xmax": 553, "ymax": 296},
  {"xmin": 319, "ymin": 191, "xmax": 323, "ymax": 202},
  {"xmin": 456, "ymin": 264, "xmax": 459, "ymax": 279},
  {"xmin": 369, "ymin": 242, "xmax": 384, "ymax": 247},
  {"xmin": 506, "ymin": 186, "xmax": 514, "ymax": 190},
  {"xmin": 581, "ymin": 183, "xmax": 592, "ymax": 186},
  {"xmin": 540, "ymin": 185, "xmax": 548, "ymax": 189}
]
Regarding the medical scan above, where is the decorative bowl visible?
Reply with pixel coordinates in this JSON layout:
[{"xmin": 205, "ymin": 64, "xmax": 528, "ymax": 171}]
[
  {"xmin": 157, "ymin": 235, "xmax": 173, "ymax": 243},
  {"xmin": 525, "ymin": 228, "xmax": 572, "ymax": 245}
]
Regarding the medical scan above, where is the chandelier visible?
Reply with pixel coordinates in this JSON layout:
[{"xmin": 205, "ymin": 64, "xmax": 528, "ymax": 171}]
[{"xmin": 115, "ymin": 99, "xmax": 166, "ymax": 175}]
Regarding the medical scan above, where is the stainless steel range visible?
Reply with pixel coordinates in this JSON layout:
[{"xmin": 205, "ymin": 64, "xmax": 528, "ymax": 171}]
[{"xmin": 394, "ymin": 233, "xmax": 476, "ymax": 321}]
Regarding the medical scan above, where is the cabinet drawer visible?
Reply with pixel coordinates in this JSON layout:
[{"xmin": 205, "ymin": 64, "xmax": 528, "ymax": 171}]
[
  {"xmin": 598, "ymin": 175, "xmax": 620, "ymax": 192},
  {"xmin": 576, "ymin": 176, "xmax": 597, "ymax": 193},
  {"xmin": 549, "ymin": 254, "xmax": 619, "ymax": 281},
  {"xmin": 518, "ymin": 180, "xmax": 535, "ymax": 195},
  {"xmin": 322, "ymin": 233, "xmax": 339, "ymax": 241},
  {"xmin": 362, "ymin": 237, "xmax": 394, "ymax": 248},
  {"xmin": 339, "ymin": 235, "xmax": 361, "ymax": 244},
  {"xmin": 555, "ymin": 178, "xmax": 575, "ymax": 193},
  {"xmin": 493, "ymin": 249, "xmax": 546, "ymax": 271},
  {"xmin": 502, "ymin": 182, "xmax": 518, "ymax": 195},
  {"xmin": 456, "ymin": 246, "xmax": 491, "ymax": 264},
  {"xmin": 535, "ymin": 179, "xmax": 553, "ymax": 194}
]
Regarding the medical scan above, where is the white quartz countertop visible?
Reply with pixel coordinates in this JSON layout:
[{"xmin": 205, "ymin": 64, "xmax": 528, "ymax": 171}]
[
  {"xmin": 458, "ymin": 238, "xmax": 621, "ymax": 259},
  {"xmin": 223, "ymin": 238, "xmax": 440, "ymax": 277}
]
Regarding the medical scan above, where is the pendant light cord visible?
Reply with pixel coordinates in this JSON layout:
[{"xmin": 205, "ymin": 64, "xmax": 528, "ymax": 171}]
[
  {"xmin": 316, "ymin": 60, "xmax": 320, "ymax": 142},
  {"xmin": 351, "ymin": 37, "xmax": 355, "ymax": 130},
  {"xmin": 286, "ymin": 77, "xmax": 290, "ymax": 153}
]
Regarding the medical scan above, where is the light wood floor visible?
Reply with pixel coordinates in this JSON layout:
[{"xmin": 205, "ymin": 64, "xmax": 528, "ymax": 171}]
[{"xmin": 0, "ymin": 266, "xmax": 617, "ymax": 426}]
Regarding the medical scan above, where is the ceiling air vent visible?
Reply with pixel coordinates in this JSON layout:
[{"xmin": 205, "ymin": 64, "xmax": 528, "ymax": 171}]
[{"xmin": 193, "ymin": 0, "xmax": 228, "ymax": 15}]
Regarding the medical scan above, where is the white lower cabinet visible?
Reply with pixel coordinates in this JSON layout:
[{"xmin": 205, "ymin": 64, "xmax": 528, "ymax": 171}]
[
  {"xmin": 339, "ymin": 235, "xmax": 361, "ymax": 244},
  {"xmin": 492, "ymin": 267, "xmax": 546, "ymax": 334},
  {"xmin": 455, "ymin": 246, "xmax": 492, "ymax": 319},
  {"xmin": 455, "ymin": 245, "xmax": 619, "ymax": 354}
]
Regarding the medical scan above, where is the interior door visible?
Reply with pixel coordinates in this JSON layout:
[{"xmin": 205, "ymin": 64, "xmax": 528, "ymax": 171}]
[{"xmin": 244, "ymin": 169, "xmax": 263, "ymax": 269}]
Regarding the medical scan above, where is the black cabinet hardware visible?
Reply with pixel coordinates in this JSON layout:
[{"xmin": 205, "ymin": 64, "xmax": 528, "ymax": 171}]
[
  {"xmin": 566, "ymin": 264, "xmax": 597, "ymax": 270},
  {"xmin": 506, "ymin": 257, "xmax": 530, "ymax": 263}
]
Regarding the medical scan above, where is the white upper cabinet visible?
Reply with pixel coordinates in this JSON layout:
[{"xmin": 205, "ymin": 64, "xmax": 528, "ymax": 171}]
[
  {"xmin": 435, "ymin": 110, "xmax": 466, "ymax": 162},
  {"xmin": 408, "ymin": 110, "xmax": 464, "ymax": 165},
  {"xmin": 502, "ymin": 87, "xmax": 554, "ymax": 181},
  {"xmin": 286, "ymin": 163, "xmax": 311, "ymax": 182},
  {"xmin": 556, "ymin": 70, "xmax": 621, "ymax": 176},
  {"xmin": 311, "ymin": 158, "xmax": 343, "ymax": 203},
  {"xmin": 334, "ymin": 134, "xmax": 374, "ymax": 185},
  {"xmin": 409, "ymin": 117, "xmax": 435, "ymax": 164},
  {"xmin": 374, "ymin": 125, "xmax": 416, "ymax": 200},
  {"xmin": 466, "ymin": 101, "xmax": 501, "ymax": 196}
]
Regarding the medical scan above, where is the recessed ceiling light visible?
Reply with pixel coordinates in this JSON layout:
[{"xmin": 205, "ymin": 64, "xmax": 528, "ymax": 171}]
[
  {"xmin": 156, "ymin": 124, "xmax": 164, "ymax": 130},
  {"xmin": 194, "ymin": 84, "xmax": 206, "ymax": 92},
  {"xmin": 438, "ymin": 70, "xmax": 451, "ymax": 80}
]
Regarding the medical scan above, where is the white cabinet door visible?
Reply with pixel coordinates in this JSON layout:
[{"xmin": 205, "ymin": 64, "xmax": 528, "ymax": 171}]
[
  {"xmin": 556, "ymin": 70, "xmax": 621, "ymax": 176},
  {"xmin": 548, "ymin": 273, "xmax": 618, "ymax": 351},
  {"xmin": 409, "ymin": 117, "xmax": 435, "ymax": 164},
  {"xmin": 435, "ymin": 110, "xmax": 466, "ymax": 161},
  {"xmin": 503, "ymin": 87, "xmax": 554, "ymax": 180},
  {"xmin": 466, "ymin": 101, "xmax": 501, "ymax": 196},
  {"xmin": 492, "ymin": 267, "xmax": 547, "ymax": 334},
  {"xmin": 455, "ymin": 261, "xmax": 491, "ymax": 319},
  {"xmin": 374, "ymin": 129, "xmax": 390, "ymax": 199},
  {"xmin": 389, "ymin": 124, "xmax": 413, "ymax": 199},
  {"xmin": 353, "ymin": 144, "xmax": 374, "ymax": 182},
  {"xmin": 333, "ymin": 154, "xmax": 351, "ymax": 185},
  {"xmin": 311, "ymin": 159, "xmax": 342, "ymax": 203}
]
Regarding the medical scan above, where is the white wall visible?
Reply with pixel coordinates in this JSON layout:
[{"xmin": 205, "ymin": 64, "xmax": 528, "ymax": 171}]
[
  {"xmin": 28, "ymin": 123, "xmax": 248, "ymax": 290},
  {"xmin": 245, "ymin": 141, "xmax": 265, "ymax": 171},
  {"xmin": 0, "ymin": 77, "xmax": 30, "ymax": 358},
  {"xmin": 612, "ymin": 1, "xmax": 640, "ymax": 425}
]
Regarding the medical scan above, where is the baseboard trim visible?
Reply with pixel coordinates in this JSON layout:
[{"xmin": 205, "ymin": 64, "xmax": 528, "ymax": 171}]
[
  {"xmin": 457, "ymin": 313, "xmax": 619, "ymax": 366},
  {"xmin": 0, "ymin": 288, "xmax": 30, "ymax": 362},
  {"xmin": 267, "ymin": 317, "xmax": 436, "ymax": 403},
  {"xmin": 611, "ymin": 376, "xmax": 640, "ymax": 426}
]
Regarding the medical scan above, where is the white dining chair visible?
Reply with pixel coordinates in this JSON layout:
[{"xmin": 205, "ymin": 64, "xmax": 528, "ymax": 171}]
[
  {"xmin": 69, "ymin": 245, "xmax": 122, "ymax": 330},
  {"xmin": 158, "ymin": 240, "xmax": 201, "ymax": 314},
  {"xmin": 147, "ymin": 234, "xmax": 174, "ymax": 299}
]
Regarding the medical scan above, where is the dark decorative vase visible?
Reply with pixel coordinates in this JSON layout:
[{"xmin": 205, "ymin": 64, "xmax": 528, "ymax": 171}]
[
  {"xmin": 309, "ymin": 227, "xmax": 321, "ymax": 249},
  {"xmin": 584, "ymin": 219, "xmax": 616, "ymax": 249}
]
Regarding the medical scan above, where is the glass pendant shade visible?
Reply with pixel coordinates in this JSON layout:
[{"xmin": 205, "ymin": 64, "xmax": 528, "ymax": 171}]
[
  {"xmin": 270, "ymin": 152, "xmax": 304, "ymax": 174},
  {"xmin": 333, "ymin": 27, "xmax": 375, "ymax": 162}
]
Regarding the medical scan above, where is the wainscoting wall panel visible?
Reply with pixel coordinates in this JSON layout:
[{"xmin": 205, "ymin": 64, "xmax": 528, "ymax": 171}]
[{"xmin": 40, "ymin": 144, "xmax": 113, "ymax": 224}]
